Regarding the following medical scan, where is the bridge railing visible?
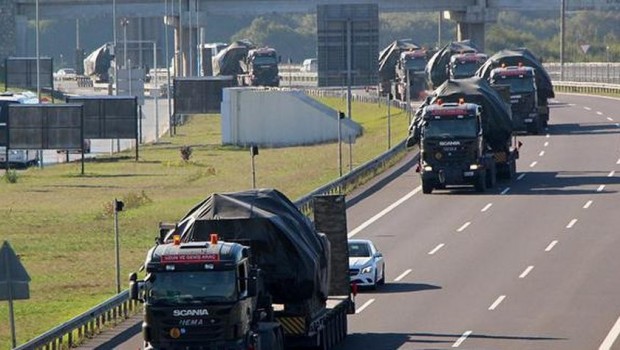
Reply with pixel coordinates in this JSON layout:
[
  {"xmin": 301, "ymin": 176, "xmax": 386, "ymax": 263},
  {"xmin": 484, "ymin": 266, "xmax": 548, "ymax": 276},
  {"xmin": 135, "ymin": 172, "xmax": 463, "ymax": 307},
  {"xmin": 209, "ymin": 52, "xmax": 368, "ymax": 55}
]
[{"xmin": 13, "ymin": 76, "xmax": 620, "ymax": 350}]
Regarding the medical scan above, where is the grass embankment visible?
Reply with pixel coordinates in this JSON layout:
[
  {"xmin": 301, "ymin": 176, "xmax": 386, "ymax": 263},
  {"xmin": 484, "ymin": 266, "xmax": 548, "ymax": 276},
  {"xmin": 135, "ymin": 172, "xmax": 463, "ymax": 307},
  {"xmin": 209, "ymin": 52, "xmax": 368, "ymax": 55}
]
[{"xmin": 0, "ymin": 97, "xmax": 409, "ymax": 348}]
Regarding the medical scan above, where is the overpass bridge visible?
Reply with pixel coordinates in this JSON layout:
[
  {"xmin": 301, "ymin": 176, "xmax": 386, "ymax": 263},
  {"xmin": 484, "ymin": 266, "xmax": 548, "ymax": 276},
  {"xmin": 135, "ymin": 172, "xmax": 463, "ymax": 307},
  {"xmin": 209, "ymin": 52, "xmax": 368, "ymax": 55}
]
[{"xmin": 0, "ymin": 0, "xmax": 618, "ymax": 76}]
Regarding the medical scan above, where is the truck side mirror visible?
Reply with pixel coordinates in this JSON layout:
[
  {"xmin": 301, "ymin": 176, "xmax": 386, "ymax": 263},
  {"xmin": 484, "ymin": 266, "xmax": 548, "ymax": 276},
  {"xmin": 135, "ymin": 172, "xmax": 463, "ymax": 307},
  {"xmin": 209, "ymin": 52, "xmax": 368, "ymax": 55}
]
[
  {"xmin": 247, "ymin": 269, "xmax": 259, "ymax": 298},
  {"xmin": 129, "ymin": 272, "xmax": 142, "ymax": 302}
]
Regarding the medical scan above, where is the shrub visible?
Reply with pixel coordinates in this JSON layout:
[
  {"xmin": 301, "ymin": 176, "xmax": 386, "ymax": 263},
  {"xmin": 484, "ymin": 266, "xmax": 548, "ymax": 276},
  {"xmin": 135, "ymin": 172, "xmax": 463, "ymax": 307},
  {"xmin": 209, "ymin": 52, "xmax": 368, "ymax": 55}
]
[
  {"xmin": 180, "ymin": 145, "xmax": 193, "ymax": 161},
  {"xmin": 3, "ymin": 169, "xmax": 19, "ymax": 184}
]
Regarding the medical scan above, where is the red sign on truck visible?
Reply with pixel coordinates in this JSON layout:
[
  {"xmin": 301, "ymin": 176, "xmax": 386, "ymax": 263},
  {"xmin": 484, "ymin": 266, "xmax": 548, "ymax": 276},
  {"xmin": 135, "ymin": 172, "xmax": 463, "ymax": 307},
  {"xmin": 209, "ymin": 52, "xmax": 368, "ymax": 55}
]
[{"xmin": 161, "ymin": 253, "xmax": 219, "ymax": 263}]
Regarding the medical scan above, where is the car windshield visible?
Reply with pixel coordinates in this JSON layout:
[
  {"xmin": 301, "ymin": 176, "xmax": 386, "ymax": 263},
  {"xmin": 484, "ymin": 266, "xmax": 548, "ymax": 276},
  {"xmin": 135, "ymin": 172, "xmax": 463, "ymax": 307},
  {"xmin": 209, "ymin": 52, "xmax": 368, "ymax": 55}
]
[
  {"xmin": 147, "ymin": 270, "xmax": 237, "ymax": 305},
  {"xmin": 491, "ymin": 76, "xmax": 534, "ymax": 94},
  {"xmin": 349, "ymin": 242, "xmax": 371, "ymax": 257},
  {"xmin": 424, "ymin": 118, "xmax": 478, "ymax": 139}
]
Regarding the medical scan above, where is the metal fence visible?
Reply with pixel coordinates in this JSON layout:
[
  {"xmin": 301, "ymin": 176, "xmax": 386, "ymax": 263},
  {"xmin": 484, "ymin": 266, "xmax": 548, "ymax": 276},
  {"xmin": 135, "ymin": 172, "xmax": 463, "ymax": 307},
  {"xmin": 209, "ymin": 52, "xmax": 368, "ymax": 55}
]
[
  {"xmin": 12, "ymin": 75, "xmax": 620, "ymax": 350},
  {"xmin": 544, "ymin": 62, "xmax": 620, "ymax": 85}
]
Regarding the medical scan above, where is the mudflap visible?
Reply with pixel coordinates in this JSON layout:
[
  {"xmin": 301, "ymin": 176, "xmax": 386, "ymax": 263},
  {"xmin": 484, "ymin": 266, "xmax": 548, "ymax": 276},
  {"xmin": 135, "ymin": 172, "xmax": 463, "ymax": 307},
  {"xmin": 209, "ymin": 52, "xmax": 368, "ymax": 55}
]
[{"xmin": 258, "ymin": 322, "xmax": 284, "ymax": 350}]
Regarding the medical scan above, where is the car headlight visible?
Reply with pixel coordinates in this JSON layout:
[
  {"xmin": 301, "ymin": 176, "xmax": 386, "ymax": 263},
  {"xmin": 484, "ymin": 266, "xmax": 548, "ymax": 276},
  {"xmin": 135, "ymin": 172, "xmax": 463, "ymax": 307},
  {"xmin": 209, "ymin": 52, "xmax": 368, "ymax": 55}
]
[
  {"xmin": 469, "ymin": 164, "xmax": 479, "ymax": 170},
  {"xmin": 361, "ymin": 265, "xmax": 373, "ymax": 274}
]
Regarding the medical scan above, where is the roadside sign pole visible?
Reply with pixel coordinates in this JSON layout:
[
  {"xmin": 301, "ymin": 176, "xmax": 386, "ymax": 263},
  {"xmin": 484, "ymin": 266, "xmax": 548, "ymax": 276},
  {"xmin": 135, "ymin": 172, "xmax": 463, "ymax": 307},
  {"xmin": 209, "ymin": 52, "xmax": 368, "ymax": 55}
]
[
  {"xmin": 113, "ymin": 199, "xmax": 122, "ymax": 294},
  {"xmin": 5, "ymin": 245, "xmax": 17, "ymax": 348}
]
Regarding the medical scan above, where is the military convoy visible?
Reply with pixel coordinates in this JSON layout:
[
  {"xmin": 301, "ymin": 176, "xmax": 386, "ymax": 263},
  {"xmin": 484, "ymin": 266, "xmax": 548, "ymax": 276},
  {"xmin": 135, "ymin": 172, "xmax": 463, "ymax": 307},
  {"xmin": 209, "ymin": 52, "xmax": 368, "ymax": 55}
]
[
  {"xmin": 212, "ymin": 40, "xmax": 281, "ymax": 87},
  {"xmin": 129, "ymin": 189, "xmax": 354, "ymax": 349}
]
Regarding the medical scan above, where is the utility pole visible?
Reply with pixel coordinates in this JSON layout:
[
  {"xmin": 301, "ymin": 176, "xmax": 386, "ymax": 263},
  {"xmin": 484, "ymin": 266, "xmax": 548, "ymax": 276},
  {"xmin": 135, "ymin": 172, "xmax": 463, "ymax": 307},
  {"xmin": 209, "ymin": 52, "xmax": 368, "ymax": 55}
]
[{"xmin": 560, "ymin": 0, "xmax": 565, "ymax": 81}]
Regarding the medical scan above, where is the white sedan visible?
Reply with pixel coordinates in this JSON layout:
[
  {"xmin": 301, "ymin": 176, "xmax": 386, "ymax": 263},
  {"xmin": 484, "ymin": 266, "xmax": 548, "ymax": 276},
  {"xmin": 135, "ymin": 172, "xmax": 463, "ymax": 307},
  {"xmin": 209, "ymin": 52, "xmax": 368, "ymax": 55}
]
[{"xmin": 348, "ymin": 239, "xmax": 385, "ymax": 289}]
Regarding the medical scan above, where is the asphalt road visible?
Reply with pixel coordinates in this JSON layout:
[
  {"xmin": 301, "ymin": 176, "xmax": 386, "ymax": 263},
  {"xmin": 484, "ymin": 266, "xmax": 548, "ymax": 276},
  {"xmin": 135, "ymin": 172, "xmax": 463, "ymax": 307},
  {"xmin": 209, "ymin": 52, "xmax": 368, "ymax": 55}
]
[{"xmin": 80, "ymin": 93, "xmax": 620, "ymax": 350}]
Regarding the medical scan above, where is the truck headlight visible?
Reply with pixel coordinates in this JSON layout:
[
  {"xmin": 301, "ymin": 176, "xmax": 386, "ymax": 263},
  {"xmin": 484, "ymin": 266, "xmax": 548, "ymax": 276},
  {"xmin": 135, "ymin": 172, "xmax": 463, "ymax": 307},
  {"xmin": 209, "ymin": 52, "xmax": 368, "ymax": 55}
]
[
  {"xmin": 469, "ymin": 164, "xmax": 480, "ymax": 170},
  {"xmin": 361, "ymin": 265, "xmax": 373, "ymax": 274},
  {"xmin": 423, "ymin": 165, "xmax": 433, "ymax": 171}
]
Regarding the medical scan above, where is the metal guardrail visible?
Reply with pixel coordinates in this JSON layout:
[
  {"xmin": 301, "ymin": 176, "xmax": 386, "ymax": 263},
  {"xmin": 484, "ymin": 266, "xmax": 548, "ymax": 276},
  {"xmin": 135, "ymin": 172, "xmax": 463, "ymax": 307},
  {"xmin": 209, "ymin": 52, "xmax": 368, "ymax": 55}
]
[{"xmin": 15, "ymin": 77, "xmax": 619, "ymax": 350}]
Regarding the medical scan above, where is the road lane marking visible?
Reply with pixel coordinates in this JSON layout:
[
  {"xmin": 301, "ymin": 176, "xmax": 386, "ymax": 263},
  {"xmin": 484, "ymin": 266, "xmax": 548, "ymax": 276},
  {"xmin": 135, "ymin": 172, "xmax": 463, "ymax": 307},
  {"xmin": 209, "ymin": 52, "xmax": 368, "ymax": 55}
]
[
  {"xmin": 530, "ymin": 161, "xmax": 538, "ymax": 168},
  {"xmin": 355, "ymin": 298, "xmax": 375, "ymax": 313},
  {"xmin": 348, "ymin": 186, "xmax": 421, "ymax": 238},
  {"xmin": 608, "ymin": 117, "xmax": 614, "ymax": 122},
  {"xmin": 428, "ymin": 243, "xmax": 445, "ymax": 255},
  {"xmin": 489, "ymin": 295, "xmax": 506, "ymax": 310},
  {"xmin": 457, "ymin": 222, "xmax": 471, "ymax": 232},
  {"xmin": 500, "ymin": 187, "xmax": 511, "ymax": 195},
  {"xmin": 617, "ymin": 158, "xmax": 620, "ymax": 165},
  {"xmin": 517, "ymin": 173, "xmax": 526, "ymax": 181},
  {"xmin": 546, "ymin": 134, "xmax": 550, "ymax": 138},
  {"xmin": 599, "ymin": 315, "xmax": 620, "ymax": 350},
  {"xmin": 545, "ymin": 240, "xmax": 558, "ymax": 252},
  {"xmin": 519, "ymin": 266, "xmax": 534, "ymax": 279},
  {"xmin": 584, "ymin": 106, "xmax": 592, "ymax": 111},
  {"xmin": 583, "ymin": 200, "xmax": 593, "ymax": 209},
  {"xmin": 609, "ymin": 171, "xmax": 616, "ymax": 177},
  {"xmin": 544, "ymin": 141, "xmax": 549, "ymax": 147},
  {"xmin": 394, "ymin": 269, "xmax": 412, "ymax": 282},
  {"xmin": 567, "ymin": 219, "xmax": 578, "ymax": 228},
  {"xmin": 452, "ymin": 331, "xmax": 473, "ymax": 348},
  {"xmin": 481, "ymin": 203, "xmax": 493, "ymax": 212},
  {"xmin": 597, "ymin": 185, "xmax": 606, "ymax": 192},
  {"xmin": 539, "ymin": 151, "xmax": 545, "ymax": 157},
  {"xmin": 597, "ymin": 111, "xmax": 603, "ymax": 115}
]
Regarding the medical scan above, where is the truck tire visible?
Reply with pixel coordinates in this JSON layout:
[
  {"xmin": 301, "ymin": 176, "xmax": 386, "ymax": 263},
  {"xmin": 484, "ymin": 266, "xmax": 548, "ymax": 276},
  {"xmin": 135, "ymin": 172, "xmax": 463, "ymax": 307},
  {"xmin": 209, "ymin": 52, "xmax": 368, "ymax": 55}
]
[
  {"xmin": 485, "ymin": 165, "xmax": 497, "ymax": 189},
  {"xmin": 475, "ymin": 172, "xmax": 487, "ymax": 193},
  {"xmin": 422, "ymin": 179, "xmax": 433, "ymax": 194},
  {"xmin": 509, "ymin": 160, "xmax": 517, "ymax": 180}
]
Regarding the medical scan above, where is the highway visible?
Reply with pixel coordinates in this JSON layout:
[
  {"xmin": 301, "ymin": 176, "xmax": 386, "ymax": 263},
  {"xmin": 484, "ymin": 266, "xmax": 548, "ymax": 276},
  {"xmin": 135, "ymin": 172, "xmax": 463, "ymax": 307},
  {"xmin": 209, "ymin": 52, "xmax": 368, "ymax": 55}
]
[{"xmin": 83, "ymin": 93, "xmax": 620, "ymax": 350}]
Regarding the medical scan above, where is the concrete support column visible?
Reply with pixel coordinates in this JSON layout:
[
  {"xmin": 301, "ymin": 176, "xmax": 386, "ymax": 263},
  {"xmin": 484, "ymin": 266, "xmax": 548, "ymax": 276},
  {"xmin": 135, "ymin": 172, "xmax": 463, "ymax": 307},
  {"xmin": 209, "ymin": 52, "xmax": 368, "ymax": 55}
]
[
  {"xmin": 15, "ymin": 15, "xmax": 28, "ymax": 56},
  {"xmin": 457, "ymin": 22, "xmax": 486, "ymax": 51}
]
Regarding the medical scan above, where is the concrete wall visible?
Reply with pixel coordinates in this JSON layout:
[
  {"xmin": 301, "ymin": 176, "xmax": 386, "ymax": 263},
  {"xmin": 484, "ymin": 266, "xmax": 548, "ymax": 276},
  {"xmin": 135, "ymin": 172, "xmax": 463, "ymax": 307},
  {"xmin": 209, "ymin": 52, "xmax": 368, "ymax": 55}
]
[{"xmin": 221, "ymin": 88, "xmax": 362, "ymax": 147}]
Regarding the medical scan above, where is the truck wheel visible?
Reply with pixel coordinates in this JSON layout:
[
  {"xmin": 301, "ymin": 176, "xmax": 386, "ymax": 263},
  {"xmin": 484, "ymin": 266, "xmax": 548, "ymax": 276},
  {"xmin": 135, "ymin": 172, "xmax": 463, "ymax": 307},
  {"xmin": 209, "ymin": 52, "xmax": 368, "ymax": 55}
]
[
  {"xmin": 509, "ymin": 161, "xmax": 517, "ymax": 179},
  {"xmin": 485, "ymin": 165, "xmax": 497, "ymax": 189},
  {"xmin": 475, "ymin": 172, "xmax": 487, "ymax": 193},
  {"xmin": 422, "ymin": 180, "xmax": 433, "ymax": 194}
]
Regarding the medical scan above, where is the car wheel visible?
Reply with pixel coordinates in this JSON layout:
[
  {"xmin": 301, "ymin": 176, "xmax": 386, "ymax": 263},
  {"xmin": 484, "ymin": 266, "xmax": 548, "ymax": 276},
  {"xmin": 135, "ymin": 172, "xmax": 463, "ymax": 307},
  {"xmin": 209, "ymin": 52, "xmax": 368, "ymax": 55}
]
[
  {"xmin": 378, "ymin": 264, "xmax": 385, "ymax": 285},
  {"xmin": 371, "ymin": 271, "xmax": 378, "ymax": 290}
]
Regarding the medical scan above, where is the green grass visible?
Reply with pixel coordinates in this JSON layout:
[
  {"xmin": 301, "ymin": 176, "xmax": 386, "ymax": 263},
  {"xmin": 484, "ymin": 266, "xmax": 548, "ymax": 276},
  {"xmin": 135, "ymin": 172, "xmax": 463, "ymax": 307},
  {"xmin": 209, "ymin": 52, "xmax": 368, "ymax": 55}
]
[{"xmin": 0, "ymin": 97, "xmax": 410, "ymax": 347}]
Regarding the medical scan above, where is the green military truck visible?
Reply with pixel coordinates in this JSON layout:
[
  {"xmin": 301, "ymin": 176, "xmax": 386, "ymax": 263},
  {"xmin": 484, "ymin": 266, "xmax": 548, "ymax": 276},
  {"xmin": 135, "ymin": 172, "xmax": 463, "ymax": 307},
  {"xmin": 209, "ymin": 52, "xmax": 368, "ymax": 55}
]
[{"xmin": 129, "ymin": 189, "xmax": 354, "ymax": 349}]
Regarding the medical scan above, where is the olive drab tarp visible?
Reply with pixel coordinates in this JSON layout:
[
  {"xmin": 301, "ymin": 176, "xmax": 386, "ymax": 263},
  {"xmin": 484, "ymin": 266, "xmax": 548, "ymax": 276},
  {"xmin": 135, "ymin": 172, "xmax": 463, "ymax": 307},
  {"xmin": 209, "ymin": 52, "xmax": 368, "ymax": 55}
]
[
  {"xmin": 378, "ymin": 39, "xmax": 422, "ymax": 82},
  {"xmin": 212, "ymin": 39, "xmax": 256, "ymax": 76},
  {"xmin": 425, "ymin": 40, "xmax": 480, "ymax": 89}
]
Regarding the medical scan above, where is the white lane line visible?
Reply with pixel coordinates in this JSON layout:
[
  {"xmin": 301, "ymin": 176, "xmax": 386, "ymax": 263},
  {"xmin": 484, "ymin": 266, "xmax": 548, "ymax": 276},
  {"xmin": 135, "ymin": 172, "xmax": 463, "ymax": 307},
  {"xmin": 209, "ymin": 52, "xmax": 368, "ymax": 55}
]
[
  {"xmin": 583, "ymin": 200, "xmax": 593, "ymax": 209},
  {"xmin": 609, "ymin": 171, "xmax": 616, "ymax": 177},
  {"xmin": 428, "ymin": 243, "xmax": 445, "ymax": 255},
  {"xmin": 566, "ymin": 219, "xmax": 578, "ymax": 229},
  {"xmin": 617, "ymin": 158, "xmax": 620, "ymax": 165},
  {"xmin": 500, "ymin": 187, "xmax": 511, "ymax": 195},
  {"xmin": 457, "ymin": 222, "xmax": 471, "ymax": 232},
  {"xmin": 584, "ymin": 106, "xmax": 592, "ymax": 111},
  {"xmin": 394, "ymin": 269, "xmax": 412, "ymax": 282},
  {"xmin": 597, "ymin": 111, "xmax": 604, "ymax": 115},
  {"xmin": 599, "ymin": 315, "xmax": 620, "ymax": 350},
  {"xmin": 546, "ymin": 134, "xmax": 550, "ymax": 138},
  {"xmin": 452, "ymin": 331, "xmax": 473, "ymax": 348},
  {"xmin": 517, "ymin": 173, "xmax": 526, "ymax": 181},
  {"xmin": 519, "ymin": 266, "xmax": 534, "ymax": 279},
  {"xmin": 530, "ymin": 161, "xmax": 538, "ymax": 168},
  {"xmin": 481, "ymin": 203, "xmax": 493, "ymax": 212},
  {"xmin": 544, "ymin": 141, "xmax": 549, "ymax": 147},
  {"xmin": 608, "ymin": 117, "xmax": 614, "ymax": 122},
  {"xmin": 597, "ymin": 185, "xmax": 606, "ymax": 192},
  {"xmin": 355, "ymin": 298, "xmax": 375, "ymax": 313},
  {"xmin": 348, "ymin": 186, "xmax": 421, "ymax": 238},
  {"xmin": 545, "ymin": 240, "xmax": 558, "ymax": 252},
  {"xmin": 489, "ymin": 295, "xmax": 506, "ymax": 310},
  {"xmin": 539, "ymin": 151, "xmax": 545, "ymax": 157}
]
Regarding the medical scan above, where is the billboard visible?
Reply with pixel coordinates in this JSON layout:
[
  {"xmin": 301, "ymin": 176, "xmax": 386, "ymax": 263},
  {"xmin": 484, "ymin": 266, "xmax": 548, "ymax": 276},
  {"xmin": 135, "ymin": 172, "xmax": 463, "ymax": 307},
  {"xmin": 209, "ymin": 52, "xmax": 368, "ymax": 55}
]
[
  {"xmin": 66, "ymin": 96, "xmax": 138, "ymax": 140},
  {"xmin": 174, "ymin": 76, "xmax": 235, "ymax": 114},
  {"xmin": 5, "ymin": 57, "xmax": 54, "ymax": 91},
  {"xmin": 8, "ymin": 104, "xmax": 83, "ymax": 150}
]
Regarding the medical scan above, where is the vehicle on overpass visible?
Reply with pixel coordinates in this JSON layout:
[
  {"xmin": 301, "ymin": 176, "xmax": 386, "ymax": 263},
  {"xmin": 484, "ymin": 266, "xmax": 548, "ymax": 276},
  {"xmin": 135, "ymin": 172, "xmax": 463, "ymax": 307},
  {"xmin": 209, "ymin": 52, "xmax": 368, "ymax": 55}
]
[
  {"xmin": 408, "ymin": 77, "xmax": 520, "ymax": 194},
  {"xmin": 489, "ymin": 65, "xmax": 543, "ymax": 134},
  {"xmin": 129, "ymin": 189, "xmax": 354, "ymax": 349},
  {"xmin": 348, "ymin": 239, "xmax": 385, "ymax": 290}
]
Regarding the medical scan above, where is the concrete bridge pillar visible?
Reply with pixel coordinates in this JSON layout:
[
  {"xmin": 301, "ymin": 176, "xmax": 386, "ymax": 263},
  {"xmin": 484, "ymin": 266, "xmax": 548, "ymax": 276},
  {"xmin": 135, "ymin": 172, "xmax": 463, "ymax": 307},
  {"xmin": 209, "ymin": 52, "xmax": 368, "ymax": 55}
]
[{"xmin": 447, "ymin": 0, "xmax": 497, "ymax": 52}]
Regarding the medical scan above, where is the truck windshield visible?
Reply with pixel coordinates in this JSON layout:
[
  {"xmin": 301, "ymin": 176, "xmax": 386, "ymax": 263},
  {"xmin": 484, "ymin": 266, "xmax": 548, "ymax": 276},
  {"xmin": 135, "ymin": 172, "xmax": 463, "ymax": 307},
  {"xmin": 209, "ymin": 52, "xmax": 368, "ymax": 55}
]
[
  {"xmin": 424, "ymin": 118, "xmax": 477, "ymax": 139},
  {"xmin": 451, "ymin": 62, "xmax": 480, "ymax": 78},
  {"xmin": 404, "ymin": 58, "xmax": 426, "ymax": 71},
  {"xmin": 252, "ymin": 56, "xmax": 277, "ymax": 66},
  {"xmin": 491, "ymin": 76, "xmax": 534, "ymax": 94},
  {"xmin": 148, "ymin": 270, "xmax": 237, "ymax": 305}
]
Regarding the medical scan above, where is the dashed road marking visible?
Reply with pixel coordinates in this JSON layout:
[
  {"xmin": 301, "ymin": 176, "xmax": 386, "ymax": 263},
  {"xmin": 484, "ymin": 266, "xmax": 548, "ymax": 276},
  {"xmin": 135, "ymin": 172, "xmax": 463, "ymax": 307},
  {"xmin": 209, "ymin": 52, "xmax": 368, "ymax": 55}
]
[
  {"xmin": 489, "ymin": 295, "xmax": 506, "ymax": 310},
  {"xmin": 348, "ymin": 186, "xmax": 421, "ymax": 238},
  {"xmin": 584, "ymin": 107, "xmax": 592, "ymax": 111},
  {"xmin": 500, "ymin": 187, "xmax": 511, "ymax": 195},
  {"xmin": 608, "ymin": 117, "xmax": 614, "ymax": 122},
  {"xmin": 597, "ymin": 111, "xmax": 604, "ymax": 115},
  {"xmin": 452, "ymin": 331, "xmax": 473, "ymax": 348},
  {"xmin": 481, "ymin": 203, "xmax": 493, "ymax": 212},
  {"xmin": 517, "ymin": 173, "xmax": 526, "ymax": 181},
  {"xmin": 520, "ymin": 266, "xmax": 534, "ymax": 279},
  {"xmin": 584, "ymin": 200, "xmax": 593, "ymax": 209},
  {"xmin": 394, "ymin": 269, "xmax": 412, "ymax": 282},
  {"xmin": 457, "ymin": 222, "xmax": 471, "ymax": 232},
  {"xmin": 608, "ymin": 171, "xmax": 615, "ymax": 177},
  {"xmin": 544, "ymin": 141, "xmax": 549, "ymax": 147},
  {"xmin": 530, "ymin": 161, "xmax": 538, "ymax": 168},
  {"xmin": 428, "ymin": 243, "xmax": 445, "ymax": 255},
  {"xmin": 546, "ymin": 134, "xmax": 550, "ymax": 138},
  {"xmin": 597, "ymin": 185, "xmax": 606, "ymax": 192},
  {"xmin": 356, "ymin": 299, "xmax": 375, "ymax": 313},
  {"xmin": 599, "ymin": 315, "xmax": 620, "ymax": 350},
  {"xmin": 617, "ymin": 158, "xmax": 620, "ymax": 165},
  {"xmin": 539, "ymin": 151, "xmax": 545, "ymax": 157},
  {"xmin": 567, "ymin": 219, "xmax": 578, "ymax": 228},
  {"xmin": 545, "ymin": 240, "xmax": 558, "ymax": 252}
]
